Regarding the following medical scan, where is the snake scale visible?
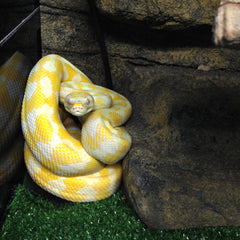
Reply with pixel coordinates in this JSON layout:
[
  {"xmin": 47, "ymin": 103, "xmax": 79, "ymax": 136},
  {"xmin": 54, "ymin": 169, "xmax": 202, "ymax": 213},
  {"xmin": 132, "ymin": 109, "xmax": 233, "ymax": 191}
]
[
  {"xmin": 0, "ymin": 52, "xmax": 31, "ymax": 184},
  {"xmin": 21, "ymin": 54, "xmax": 132, "ymax": 202}
]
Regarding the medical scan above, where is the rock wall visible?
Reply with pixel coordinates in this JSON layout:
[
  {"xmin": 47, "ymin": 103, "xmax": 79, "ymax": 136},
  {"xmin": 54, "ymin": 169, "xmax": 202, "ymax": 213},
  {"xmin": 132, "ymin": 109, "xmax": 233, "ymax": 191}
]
[
  {"xmin": 95, "ymin": 0, "xmax": 220, "ymax": 30},
  {"xmin": 40, "ymin": 0, "xmax": 106, "ymax": 86},
  {"xmin": 40, "ymin": 0, "xmax": 240, "ymax": 229},
  {"xmin": 104, "ymin": 32, "xmax": 240, "ymax": 229}
]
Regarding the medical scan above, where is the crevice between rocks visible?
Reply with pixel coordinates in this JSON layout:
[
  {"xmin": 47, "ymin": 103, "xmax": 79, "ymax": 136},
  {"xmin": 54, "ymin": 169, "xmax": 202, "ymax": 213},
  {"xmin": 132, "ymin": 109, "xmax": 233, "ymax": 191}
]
[
  {"xmin": 42, "ymin": 48, "xmax": 102, "ymax": 57},
  {"xmin": 110, "ymin": 53, "xmax": 240, "ymax": 72},
  {"xmin": 40, "ymin": 4, "xmax": 89, "ymax": 16},
  {"xmin": 101, "ymin": 15, "xmax": 214, "ymax": 48},
  {"xmin": 88, "ymin": 0, "xmax": 113, "ymax": 89}
]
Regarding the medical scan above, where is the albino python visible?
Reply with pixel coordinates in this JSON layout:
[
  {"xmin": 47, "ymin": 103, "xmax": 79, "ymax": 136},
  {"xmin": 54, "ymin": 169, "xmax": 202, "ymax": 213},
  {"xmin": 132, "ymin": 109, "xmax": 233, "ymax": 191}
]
[
  {"xmin": 21, "ymin": 54, "xmax": 132, "ymax": 202},
  {"xmin": 0, "ymin": 52, "xmax": 31, "ymax": 184}
]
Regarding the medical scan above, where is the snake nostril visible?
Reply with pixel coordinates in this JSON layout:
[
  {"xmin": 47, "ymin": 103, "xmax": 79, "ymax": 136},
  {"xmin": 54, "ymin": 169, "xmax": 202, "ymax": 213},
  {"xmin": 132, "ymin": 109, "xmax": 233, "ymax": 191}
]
[{"xmin": 73, "ymin": 106, "xmax": 84, "ymax": 112}]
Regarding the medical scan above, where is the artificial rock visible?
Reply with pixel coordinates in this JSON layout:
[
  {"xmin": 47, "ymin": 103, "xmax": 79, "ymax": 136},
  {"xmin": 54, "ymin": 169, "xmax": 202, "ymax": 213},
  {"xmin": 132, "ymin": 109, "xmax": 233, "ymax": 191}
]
[
  {"xmin": 40, "ymin": 0, "xmax": 240, "ymax": 229},
  {"xmin": 96, "ymin": 0, "xmax": 221, "ymax": 30},
  {"xmin": 40, "ymin": 0, "xmax": 106, "ymax": 86},
  {"xmin": 105, "ymin": 36, "xmax": 240, "ymax": 229}
]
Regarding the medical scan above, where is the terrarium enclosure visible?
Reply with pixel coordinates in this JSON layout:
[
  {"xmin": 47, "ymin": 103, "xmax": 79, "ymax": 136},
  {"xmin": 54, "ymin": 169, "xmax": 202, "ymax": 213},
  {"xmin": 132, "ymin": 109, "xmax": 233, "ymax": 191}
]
[{"xmin": 1, "ymin": 0, "xmax": 240, "ymax": 234}]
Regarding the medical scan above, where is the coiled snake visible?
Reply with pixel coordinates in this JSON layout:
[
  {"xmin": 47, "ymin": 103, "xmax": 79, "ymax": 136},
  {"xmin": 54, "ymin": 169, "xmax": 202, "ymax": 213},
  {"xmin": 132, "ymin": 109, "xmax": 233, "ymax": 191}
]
[{"xmin": 21, "ymin": 54, "xmax": 132, "ymax": 202}]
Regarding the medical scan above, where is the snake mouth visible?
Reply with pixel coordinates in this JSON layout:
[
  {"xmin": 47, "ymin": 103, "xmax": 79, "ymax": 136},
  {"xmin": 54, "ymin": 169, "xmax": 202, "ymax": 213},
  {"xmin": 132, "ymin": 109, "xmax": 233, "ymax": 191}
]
[
  {"xmin": 72, "ymin": 109, "xmax": 87, "ymax": 116},
  {"xmin": 71, "ymin": 105, "xmax": 92, "ymax": 116}
]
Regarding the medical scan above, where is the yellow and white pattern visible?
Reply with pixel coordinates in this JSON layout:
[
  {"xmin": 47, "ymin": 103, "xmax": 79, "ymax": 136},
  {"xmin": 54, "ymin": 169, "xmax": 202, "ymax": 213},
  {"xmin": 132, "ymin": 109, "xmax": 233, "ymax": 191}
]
[
  {"xmin": 0, "ymin": 52, "xmax": 31, "ymax": 184},
  {"xmin": 21, "ymin": 54, "xmax": 132, "ymax": 202}
]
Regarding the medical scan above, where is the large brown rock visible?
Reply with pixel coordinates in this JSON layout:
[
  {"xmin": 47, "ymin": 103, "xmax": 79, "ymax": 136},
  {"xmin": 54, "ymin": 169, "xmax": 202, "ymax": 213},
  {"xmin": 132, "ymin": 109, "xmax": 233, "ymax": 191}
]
[
  {"xmin": 104, "ymin": 32, "xmax": 240, "ymax": 229},
  {"xmin": 40, "ymin": 0, "xmax": 240, "ymax": 229},
  {"xmin": 40, "ymin": 0, "xmax": 106, "ymax": 86}
]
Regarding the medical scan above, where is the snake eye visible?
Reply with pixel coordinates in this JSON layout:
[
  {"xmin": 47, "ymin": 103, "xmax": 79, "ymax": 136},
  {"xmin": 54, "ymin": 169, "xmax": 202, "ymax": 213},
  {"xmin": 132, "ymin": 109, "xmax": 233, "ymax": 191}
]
[
  {"xmin": 67, "ymin": 98, "xmax": 71, "ymax": 105},
  {"xmin": 86, "ymin": 98, "xmax": 90, "ymax": 105}
]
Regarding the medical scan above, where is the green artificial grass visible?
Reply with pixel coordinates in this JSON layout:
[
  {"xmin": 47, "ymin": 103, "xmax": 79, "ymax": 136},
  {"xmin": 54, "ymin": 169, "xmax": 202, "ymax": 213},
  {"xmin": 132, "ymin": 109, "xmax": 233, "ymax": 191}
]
[
  {"xmin": 1, "ymin": 184, "xmax": 240, "ymax": 240},
  {"xmin": 0, "ymin": 163, "xmax": 26, "ymax": 224}
]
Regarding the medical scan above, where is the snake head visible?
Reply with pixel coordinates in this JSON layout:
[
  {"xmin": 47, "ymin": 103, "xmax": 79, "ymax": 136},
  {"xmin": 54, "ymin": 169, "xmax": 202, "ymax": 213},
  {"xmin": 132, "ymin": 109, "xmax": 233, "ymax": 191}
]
[{"xmin": 64, "ymin": 92, "xmax": 94, "ymax": 116}]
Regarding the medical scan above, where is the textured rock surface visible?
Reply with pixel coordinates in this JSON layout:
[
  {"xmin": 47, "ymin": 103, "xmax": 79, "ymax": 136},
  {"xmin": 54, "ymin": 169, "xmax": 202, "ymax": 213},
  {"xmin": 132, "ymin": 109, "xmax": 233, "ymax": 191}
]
[
  {"xmin": 104, "ymin": 22, "xmax": 240, "ymax": 229},
  {"xmin": 96, "ymin": 0, "xmax": 221, "ymax": 30},
  {"xmin": 40, "ymin": 0, "xmax": 106, "ymax": 86}
]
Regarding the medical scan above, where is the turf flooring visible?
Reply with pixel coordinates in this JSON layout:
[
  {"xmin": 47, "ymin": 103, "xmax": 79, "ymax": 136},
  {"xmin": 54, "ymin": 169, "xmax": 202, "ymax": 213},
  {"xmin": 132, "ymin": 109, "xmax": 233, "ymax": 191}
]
[{"xmin": 1, "ymin": 182, "xmax": 240, "ymax": 240}]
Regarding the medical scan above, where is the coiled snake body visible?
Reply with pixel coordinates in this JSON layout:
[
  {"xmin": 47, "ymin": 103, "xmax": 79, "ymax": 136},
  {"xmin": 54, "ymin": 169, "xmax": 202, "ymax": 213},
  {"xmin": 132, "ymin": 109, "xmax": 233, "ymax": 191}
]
[{"xmin": 21, "ymin": 54, "xmax": 132, "ymax": 202}]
